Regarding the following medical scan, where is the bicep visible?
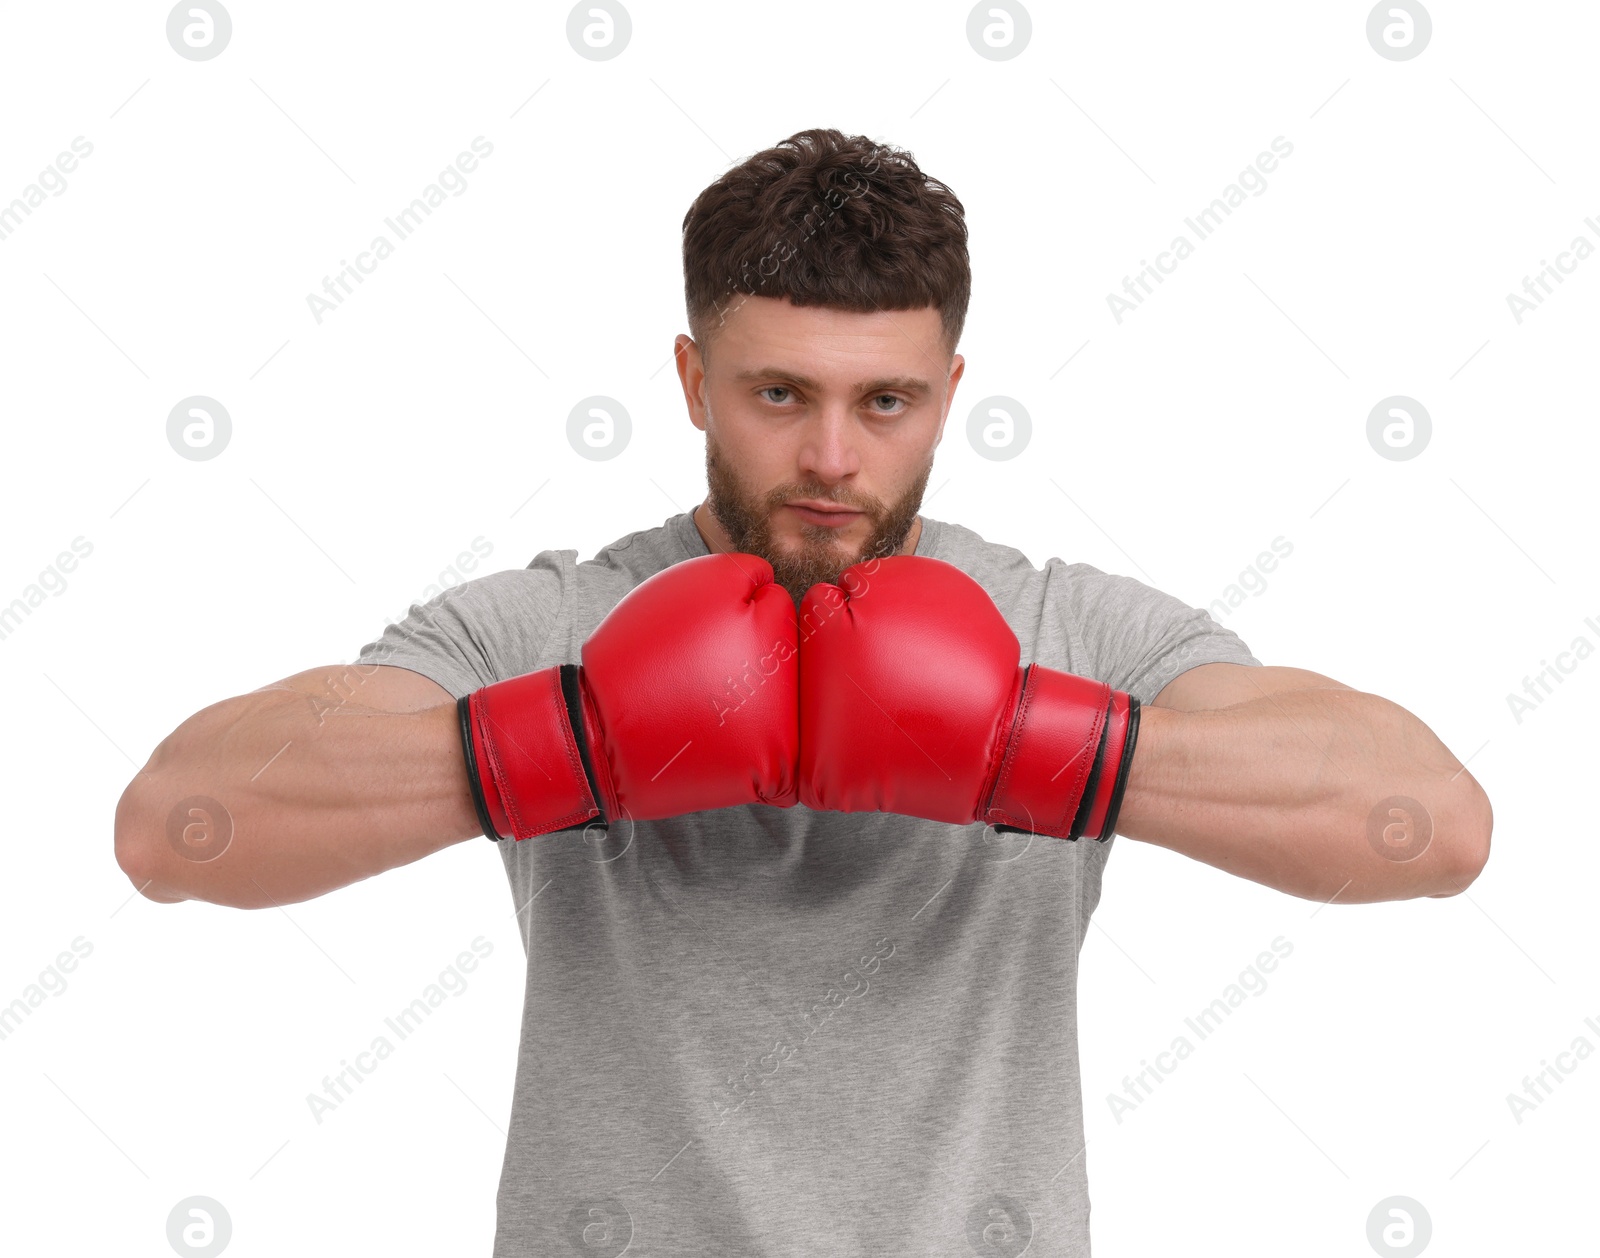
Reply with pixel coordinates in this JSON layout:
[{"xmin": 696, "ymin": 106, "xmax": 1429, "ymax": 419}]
[
  {"xmin": 1152, "ymin": 662, "xmax": 1352, "ymax": 711},
  {"xmin": 252, "ymin": 663, "xmax": 453, "ymax": 714}
]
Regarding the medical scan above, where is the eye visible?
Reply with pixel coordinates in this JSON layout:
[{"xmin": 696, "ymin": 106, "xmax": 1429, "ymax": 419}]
[
  {"xmin": 758, "ymin": 386, "xmax": 794, "ymax": 405},
  {"xmin": 869, "ymin": 395, "xmax": 906, "ymax": 415}
]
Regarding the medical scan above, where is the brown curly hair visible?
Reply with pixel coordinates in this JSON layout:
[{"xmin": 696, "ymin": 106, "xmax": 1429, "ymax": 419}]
[{"xmin": 681, "ymin": 128, "xmax": 970, "ymax": 363}]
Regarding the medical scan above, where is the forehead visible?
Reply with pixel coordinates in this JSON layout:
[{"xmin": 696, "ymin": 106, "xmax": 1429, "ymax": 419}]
[{"xmin": 712, "ymin": 295, "xmax": 944, "ymax": 364}]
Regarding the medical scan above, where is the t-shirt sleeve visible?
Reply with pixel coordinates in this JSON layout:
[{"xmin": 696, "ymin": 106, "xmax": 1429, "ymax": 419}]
[
  {"xmin": 1053, "ymin": 561, "xmax": 1262, "ymax": 704},
  {"xmin": 353, "ymin": 558, "xmax": 568, "ymax": 700}
]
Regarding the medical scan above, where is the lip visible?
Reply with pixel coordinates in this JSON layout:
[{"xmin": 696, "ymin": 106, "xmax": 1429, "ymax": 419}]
[{"xmin": 786, "ymin": 502, "xmax": 863, "ymax": 528}]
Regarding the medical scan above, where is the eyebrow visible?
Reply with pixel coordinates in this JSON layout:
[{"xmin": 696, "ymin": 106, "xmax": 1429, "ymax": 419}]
[{"xmin": 729, "ymin": 366, "xmax": 934, "ymax": 397}]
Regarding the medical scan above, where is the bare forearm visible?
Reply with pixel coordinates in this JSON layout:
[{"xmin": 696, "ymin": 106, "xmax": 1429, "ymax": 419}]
[
  {"xmin": 115, "ymin": 691, "xmax": 481, "ymax": 908},
  {"xmin": 1114, "ymin": 688, "xmax": 1492, "ymax": 902}
]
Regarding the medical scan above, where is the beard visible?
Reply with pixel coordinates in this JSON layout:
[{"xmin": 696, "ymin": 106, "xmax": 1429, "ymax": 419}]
[{"xmin": 703, "ymin": 427, "xmax": 932, "ymax": 605}]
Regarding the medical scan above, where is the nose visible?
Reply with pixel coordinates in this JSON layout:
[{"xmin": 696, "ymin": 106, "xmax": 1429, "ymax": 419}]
[{"xmin": 796, "ymin": 409, "xmax": 862, "ymax": 489}]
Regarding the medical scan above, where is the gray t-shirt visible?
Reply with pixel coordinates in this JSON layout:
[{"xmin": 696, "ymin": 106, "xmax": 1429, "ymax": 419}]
[{"xmin": 356, "ymin": 511, "xmax": 1259, "ymax": 1257}]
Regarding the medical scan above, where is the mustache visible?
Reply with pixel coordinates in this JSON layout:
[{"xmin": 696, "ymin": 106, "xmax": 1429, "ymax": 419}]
[{"xmin": 768, "ymin": 488, "xmax": 877, "ymax": 512}]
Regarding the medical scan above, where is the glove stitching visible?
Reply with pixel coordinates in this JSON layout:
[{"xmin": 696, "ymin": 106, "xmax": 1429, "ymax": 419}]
[
  {"xmin": 484, "ymin": 674, "xmax": 598, "ymax": 840},
  {"xmin": 986, "ymin": 668, "xmax": 1035, "ymax": 830}
]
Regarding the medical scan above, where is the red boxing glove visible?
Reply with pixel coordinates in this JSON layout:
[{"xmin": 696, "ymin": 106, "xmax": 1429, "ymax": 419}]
[
  {"xmin": 798, "ymin": 557, "xmax": 1140, "ymax": 841},
  {"xmin": 458, "ymin": 553, "xmax": 800, "ymax": 840}
]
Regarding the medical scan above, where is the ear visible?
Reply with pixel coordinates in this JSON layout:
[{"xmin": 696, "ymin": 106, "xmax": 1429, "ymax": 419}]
[
  {"xmin": 676, "ymin": 334, "xmax": 708, "ymax": 432},
  {"xmin": 935, "ymin": 353, "xmax": 965, "ymax": 446}
]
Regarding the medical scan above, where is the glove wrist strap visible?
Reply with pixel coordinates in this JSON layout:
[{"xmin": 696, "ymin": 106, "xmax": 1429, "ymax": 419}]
[
  {"xmin": 984, "ymin": 666, "xmax": 1140, "ymax": 842},
  {"xmin": 460, "ymin": 665, "xmax": 605, "ymax": 841}
]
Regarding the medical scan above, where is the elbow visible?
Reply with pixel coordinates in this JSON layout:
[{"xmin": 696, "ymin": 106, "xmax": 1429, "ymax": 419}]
[
  {"xmin": 1429, "ymin": 780, "xmax": 1493, "ymax": 897},
  {"xmin": 113, "ymin": 777, "xmax": 185, "ymax": 904}
]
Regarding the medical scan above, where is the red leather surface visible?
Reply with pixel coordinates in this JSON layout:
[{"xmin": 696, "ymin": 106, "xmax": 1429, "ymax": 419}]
[
  {"xmin": 469, "ymin": 665, "xmax": 599, "ymax": 839},
  {"xmin": 580, "ymin": 551, "xmax": 801, "ymax": 820},
  {"xmin": 799, "ymin": 555, "xmax": 1134, "ymax": 841},
  {"xmin": 798, "ymin": 556, "xmax": 1021, "ymax": 821},
  {"xmin": 984, "ymin": 666, "xmax": 1111, "ymax": 838},
  {"xmin": 471, "ymin": 552, "xmax": 801, "ymax": 838}
]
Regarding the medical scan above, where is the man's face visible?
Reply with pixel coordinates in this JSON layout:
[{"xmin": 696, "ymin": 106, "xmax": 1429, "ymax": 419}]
[{"xmin": 675, "ymin": 296, "xmax": 965, "ymax": 603}]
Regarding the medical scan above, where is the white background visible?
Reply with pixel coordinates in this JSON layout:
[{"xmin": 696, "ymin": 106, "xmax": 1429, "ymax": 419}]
[{"xmin": 0, "ymin": 1, "xmax": 1594, "ymax": 1254}]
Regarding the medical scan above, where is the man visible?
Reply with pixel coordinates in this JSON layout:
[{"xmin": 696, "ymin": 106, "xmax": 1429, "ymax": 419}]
[{"xmin": 114, "ymin": 128, "xmax": 1491, "ymax": 1255}]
